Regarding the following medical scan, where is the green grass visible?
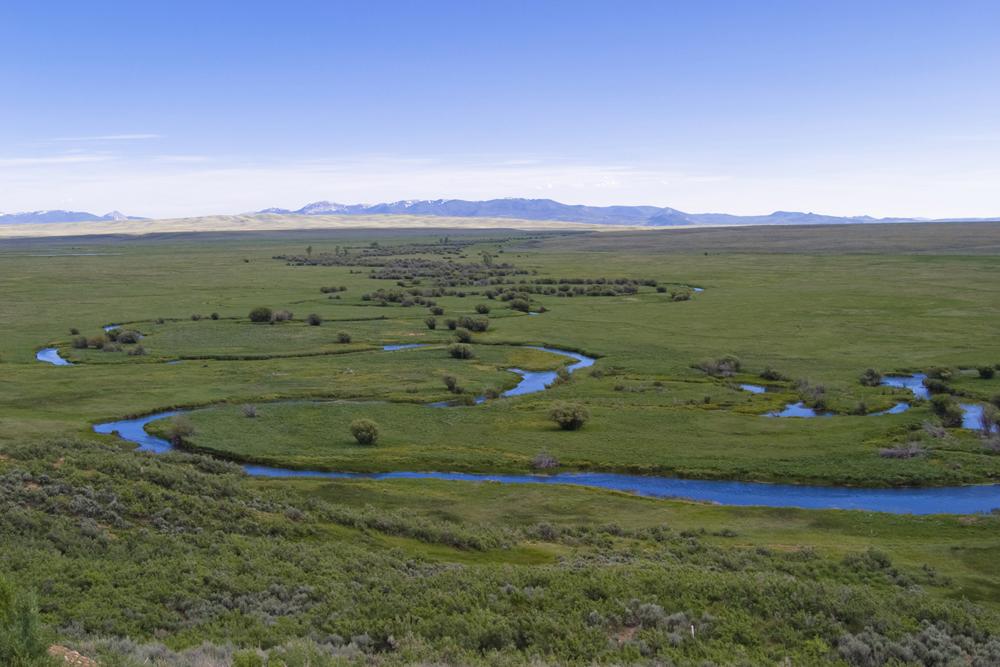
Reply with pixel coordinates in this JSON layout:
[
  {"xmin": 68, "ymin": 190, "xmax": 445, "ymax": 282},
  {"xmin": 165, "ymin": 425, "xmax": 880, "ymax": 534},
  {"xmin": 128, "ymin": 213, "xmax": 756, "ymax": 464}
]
[{"xmin": 3, "ymin": 224, "xmax": 1000, "ymax": 664}]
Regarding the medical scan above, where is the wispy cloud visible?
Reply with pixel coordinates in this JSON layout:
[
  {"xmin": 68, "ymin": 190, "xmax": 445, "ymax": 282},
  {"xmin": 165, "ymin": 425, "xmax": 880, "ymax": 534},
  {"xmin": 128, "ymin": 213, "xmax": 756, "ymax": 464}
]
[
  {"xmin": 0, "ymin": 154, "xmax": 114, "ymax": 167},
  {"xmin": 153, "ymin": 154, "xmax": 211, "ymax": 163},
  {"xmin": 50, "ymin": 133, "xmax": 162, "ymax": 142}
]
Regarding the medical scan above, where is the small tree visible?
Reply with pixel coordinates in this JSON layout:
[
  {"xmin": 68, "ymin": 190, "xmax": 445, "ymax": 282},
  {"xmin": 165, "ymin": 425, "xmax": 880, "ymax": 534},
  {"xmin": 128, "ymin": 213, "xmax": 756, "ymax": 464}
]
[
  {"xmin": 981, "ymin": 404, "xmax": 999, "ymax": 435},
  {"xmin": 0, "ymin": 577, "xmax": 52, "ymax": 666},
  {"xmin": 532, "ymin": 451, "xmax": 559, "ymax": 469},
  {"xmin": 117, "ymin": 330, "xmax": 141, "ymax": 344},
  {"xmin": 448, "ymin": 343, "xmax": 474, "ymax": 359},
  {"xmin": 930, "ymin": 395, "xmax": 964, "ymax": 428},
  {"xmin": 859, "ymin": 368, "xmax": 882, "ymax": 387},
  {"xmin": 336, "ymin": 331, "xmax": 352, "ymax": 344},
  {"xmin": 167, "ymin": 415, "xmax": 195, "ymax": 445},
  {"xmin": 550, "ymin": 402, "xmax": 590, "ymax": 431},
  {"xmin": 350, "ymin": 418, "xmax": 379, "ymax": 445},
  {"xmin": 249, "ymin": 307, "xmax": 273, "ymax": 323},
  {"xmin": 307, "ymin": 313, "xmax": 322, "ymax": 326},
  {"xmin": 443, "ymin": 375, "xmax": 461, "ymax": 393}
]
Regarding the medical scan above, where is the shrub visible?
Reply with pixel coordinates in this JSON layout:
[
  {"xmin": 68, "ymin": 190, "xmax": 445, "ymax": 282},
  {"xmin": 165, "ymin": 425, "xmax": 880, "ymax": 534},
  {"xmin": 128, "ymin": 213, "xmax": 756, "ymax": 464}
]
[
  {"xmin": 992, "ymin": 394, "xmax": 1000, "ymax": 409},
  {"xmin": 454, "ymin": 328, "xmax": 472, "ymax": 343},
  {"xmin": 273, "ymin": 309, "xmax": 293, "ymax": 322},
  {"xmin": 87, "ymin": 335, "xmax": 107, "ymax": 349},
  {"xmin": 167, "ymin": 416, "xmax": 195, "ymax": 445},
  {"xmin": 116, "ymin": 330, "xmax": 141, "ymax": 344},
  {"xmin": 697, "ymin": 355, "xmax": 742, "ymax": 377},
  {"xmin": 442, "ymin": 375, "xmax": 461, "ymax": 393},
  {"xmin": 127, "ymin": 345, "xmax": 146, "ymax": 356},
  {"xmin": 430, "ymin": 306, "xmax": 445, "ymax": 316},
  {"xmin": 922, "ymin": 378, "xmax": 949, "ymax": 394},
  {"xmin": 532, "ymin": 451, "xmax": 559, "ymax": 469},
  {"xmin": 448, "ymin": 344, "xmax": 474, "ymax": 359},
  {"xmin": 550, "ymin": 402, "xmax": 590, "ymax": 430},
  {"xmin": 350, "ymin": 419, "xmax": 379, "ymax": 445},
  {"xmin": 859, "ymin": 368, "xmax": 882, "ymax": 387},
  {"xmin": 759, "ymin": 366, "xmax": 788, "ymax": 381},
  {"xmin": 509, "ymin": 298, "xmax": 531, "ymax": 312},
  {"xmin": 306, "ymin": 313, "xmax": 322, "ymax": 326},
  {"xmin": 979, "ymin": 366, "xmax": 996, "ymax": 379},
  {"xmin": 249, "ymin": 307, "xmax": 273, "ymax": 323},
  {"xmin": 210, "ymin": 312, "xmax": 220, "ymax": 320},
  {"xmin": 475, "ymin": 304, "xmax": 491, "ymax": 314},
  {"xmin": 0, "ymin": 578, "xmax": 52, "ymax": 666},
  {"xmin": 424, "ymin": 317, "xmax": 437, "ymax": 330},
  {"xmin": 445, "ymin": 319, "xmax": 458, "ymax": 330},
  {"xmin": 922, "ymin": 421, "xmax": 947, "ymax": 439},
  {"xmin": 879, "ymin": 442, "xmax": 926, "ymax": 459},
  {"xmin": 980, "ymin": 404, "xmax": 999, "ymax": 435},
  {"xmin": 458, "ymin": 315, "xmax": 489, "ymax": 332},
  {"xmin": 930, "ymin": 395, "xmax": 964, "ymax": 427},
  {"xmin": 927, "ymin": 366, "xmax": 954, "ymax": 380},
  {"xmin": 103, "ymin": 342, "xmax": 122, "ymax": 352},
  {"xmin": 191, "ymin": 313, "xmax": 202, "ymax": 321},
  {"xmin": 71, "ymin": 336, "xmax": 88, "ymax": 349},
  {"xmin": 69, "ymin": 327, "xmax": 79, "ymax": 335},
  {"xmin": 242, "ymin": 404, "xmax": 258, "ymax": 418},
  {"xmin": 336, "ymin": 332, "xmax": 352, "ymax": 344}
]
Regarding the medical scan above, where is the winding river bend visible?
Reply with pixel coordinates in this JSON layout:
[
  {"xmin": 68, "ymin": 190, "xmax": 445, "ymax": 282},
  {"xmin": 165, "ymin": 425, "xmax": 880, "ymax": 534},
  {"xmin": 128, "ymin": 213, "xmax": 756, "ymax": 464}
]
[{"xmin": 85, "ymin": 344, "xmax": 1000, "ymax": 515}]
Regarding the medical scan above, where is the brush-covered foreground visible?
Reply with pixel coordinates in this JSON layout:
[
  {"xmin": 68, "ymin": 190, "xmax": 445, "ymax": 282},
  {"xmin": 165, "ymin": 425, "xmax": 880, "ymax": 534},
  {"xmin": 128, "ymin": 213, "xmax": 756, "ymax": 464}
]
[{"xmin": 2, "ymin": 223, "xmax": 1000, "ymax": 665}]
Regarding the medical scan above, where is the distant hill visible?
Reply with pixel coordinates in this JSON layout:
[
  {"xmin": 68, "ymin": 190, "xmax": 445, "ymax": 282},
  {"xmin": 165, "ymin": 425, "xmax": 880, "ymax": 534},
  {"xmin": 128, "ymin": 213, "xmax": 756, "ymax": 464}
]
[
  {"xmin": 0, "ymin": 210, "xmax": 145, "ymax": 224},
  {"xmin": 255, "ymin": 198, "xmax": 981, "ymax": 226}
]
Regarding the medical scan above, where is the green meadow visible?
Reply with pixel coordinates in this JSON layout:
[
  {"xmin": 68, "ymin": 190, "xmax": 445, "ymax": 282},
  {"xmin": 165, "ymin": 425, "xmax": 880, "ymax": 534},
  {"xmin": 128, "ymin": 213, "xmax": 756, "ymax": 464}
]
[{"xmin": 3, "ymin": 222, "xmax": 1000, "ymax": 665}]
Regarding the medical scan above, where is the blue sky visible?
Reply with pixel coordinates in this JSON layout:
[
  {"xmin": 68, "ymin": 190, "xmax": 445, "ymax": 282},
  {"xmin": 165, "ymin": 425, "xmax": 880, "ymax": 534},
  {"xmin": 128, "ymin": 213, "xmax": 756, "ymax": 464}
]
[{"xmin": 2, "ymin": 1, "xmax": 998, "ymax": 218}]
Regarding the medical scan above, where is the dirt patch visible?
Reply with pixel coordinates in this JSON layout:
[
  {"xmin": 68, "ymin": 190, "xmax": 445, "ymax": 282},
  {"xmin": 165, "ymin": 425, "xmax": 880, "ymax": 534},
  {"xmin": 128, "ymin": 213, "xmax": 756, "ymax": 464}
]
[{"xmin": 49, "ymin": 645, "xmax": 98, "ymax": 666}]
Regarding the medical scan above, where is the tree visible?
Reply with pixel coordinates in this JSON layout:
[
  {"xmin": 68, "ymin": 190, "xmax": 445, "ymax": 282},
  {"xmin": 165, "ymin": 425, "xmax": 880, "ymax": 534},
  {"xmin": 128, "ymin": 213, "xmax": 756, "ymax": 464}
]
[
  {"xmin": 550, "ymin": 402, "xmax": 590, "ymax": 431},
  {"xmin": 350, "ymin": 419, "xmax": 379, "ymax": 445},
  {"xmin": 249, "ymin": 307, "xmax": 273, "ymax": 323}
]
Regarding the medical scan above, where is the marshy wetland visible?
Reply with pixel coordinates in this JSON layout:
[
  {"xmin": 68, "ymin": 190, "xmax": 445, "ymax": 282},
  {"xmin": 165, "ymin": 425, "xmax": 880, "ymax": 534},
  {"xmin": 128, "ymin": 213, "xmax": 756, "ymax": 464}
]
[{"xmin": 4, "ymin": 223, "xmax": 1000, "ymax": 665}]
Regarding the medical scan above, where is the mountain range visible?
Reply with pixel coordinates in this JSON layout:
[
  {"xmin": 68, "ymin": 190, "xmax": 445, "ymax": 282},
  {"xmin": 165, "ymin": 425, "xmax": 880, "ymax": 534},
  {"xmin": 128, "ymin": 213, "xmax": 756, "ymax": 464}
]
[
  {"xmin": 0, "ymin": 210, "xmax": 145, "ymax": 224},
  {"xmin": 2, "ymin": 199, "xmax": 995, "ymax": 227},
  {"xmin": 256, "ymin": 198, "xmax": 986, "ymax": 226}
]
